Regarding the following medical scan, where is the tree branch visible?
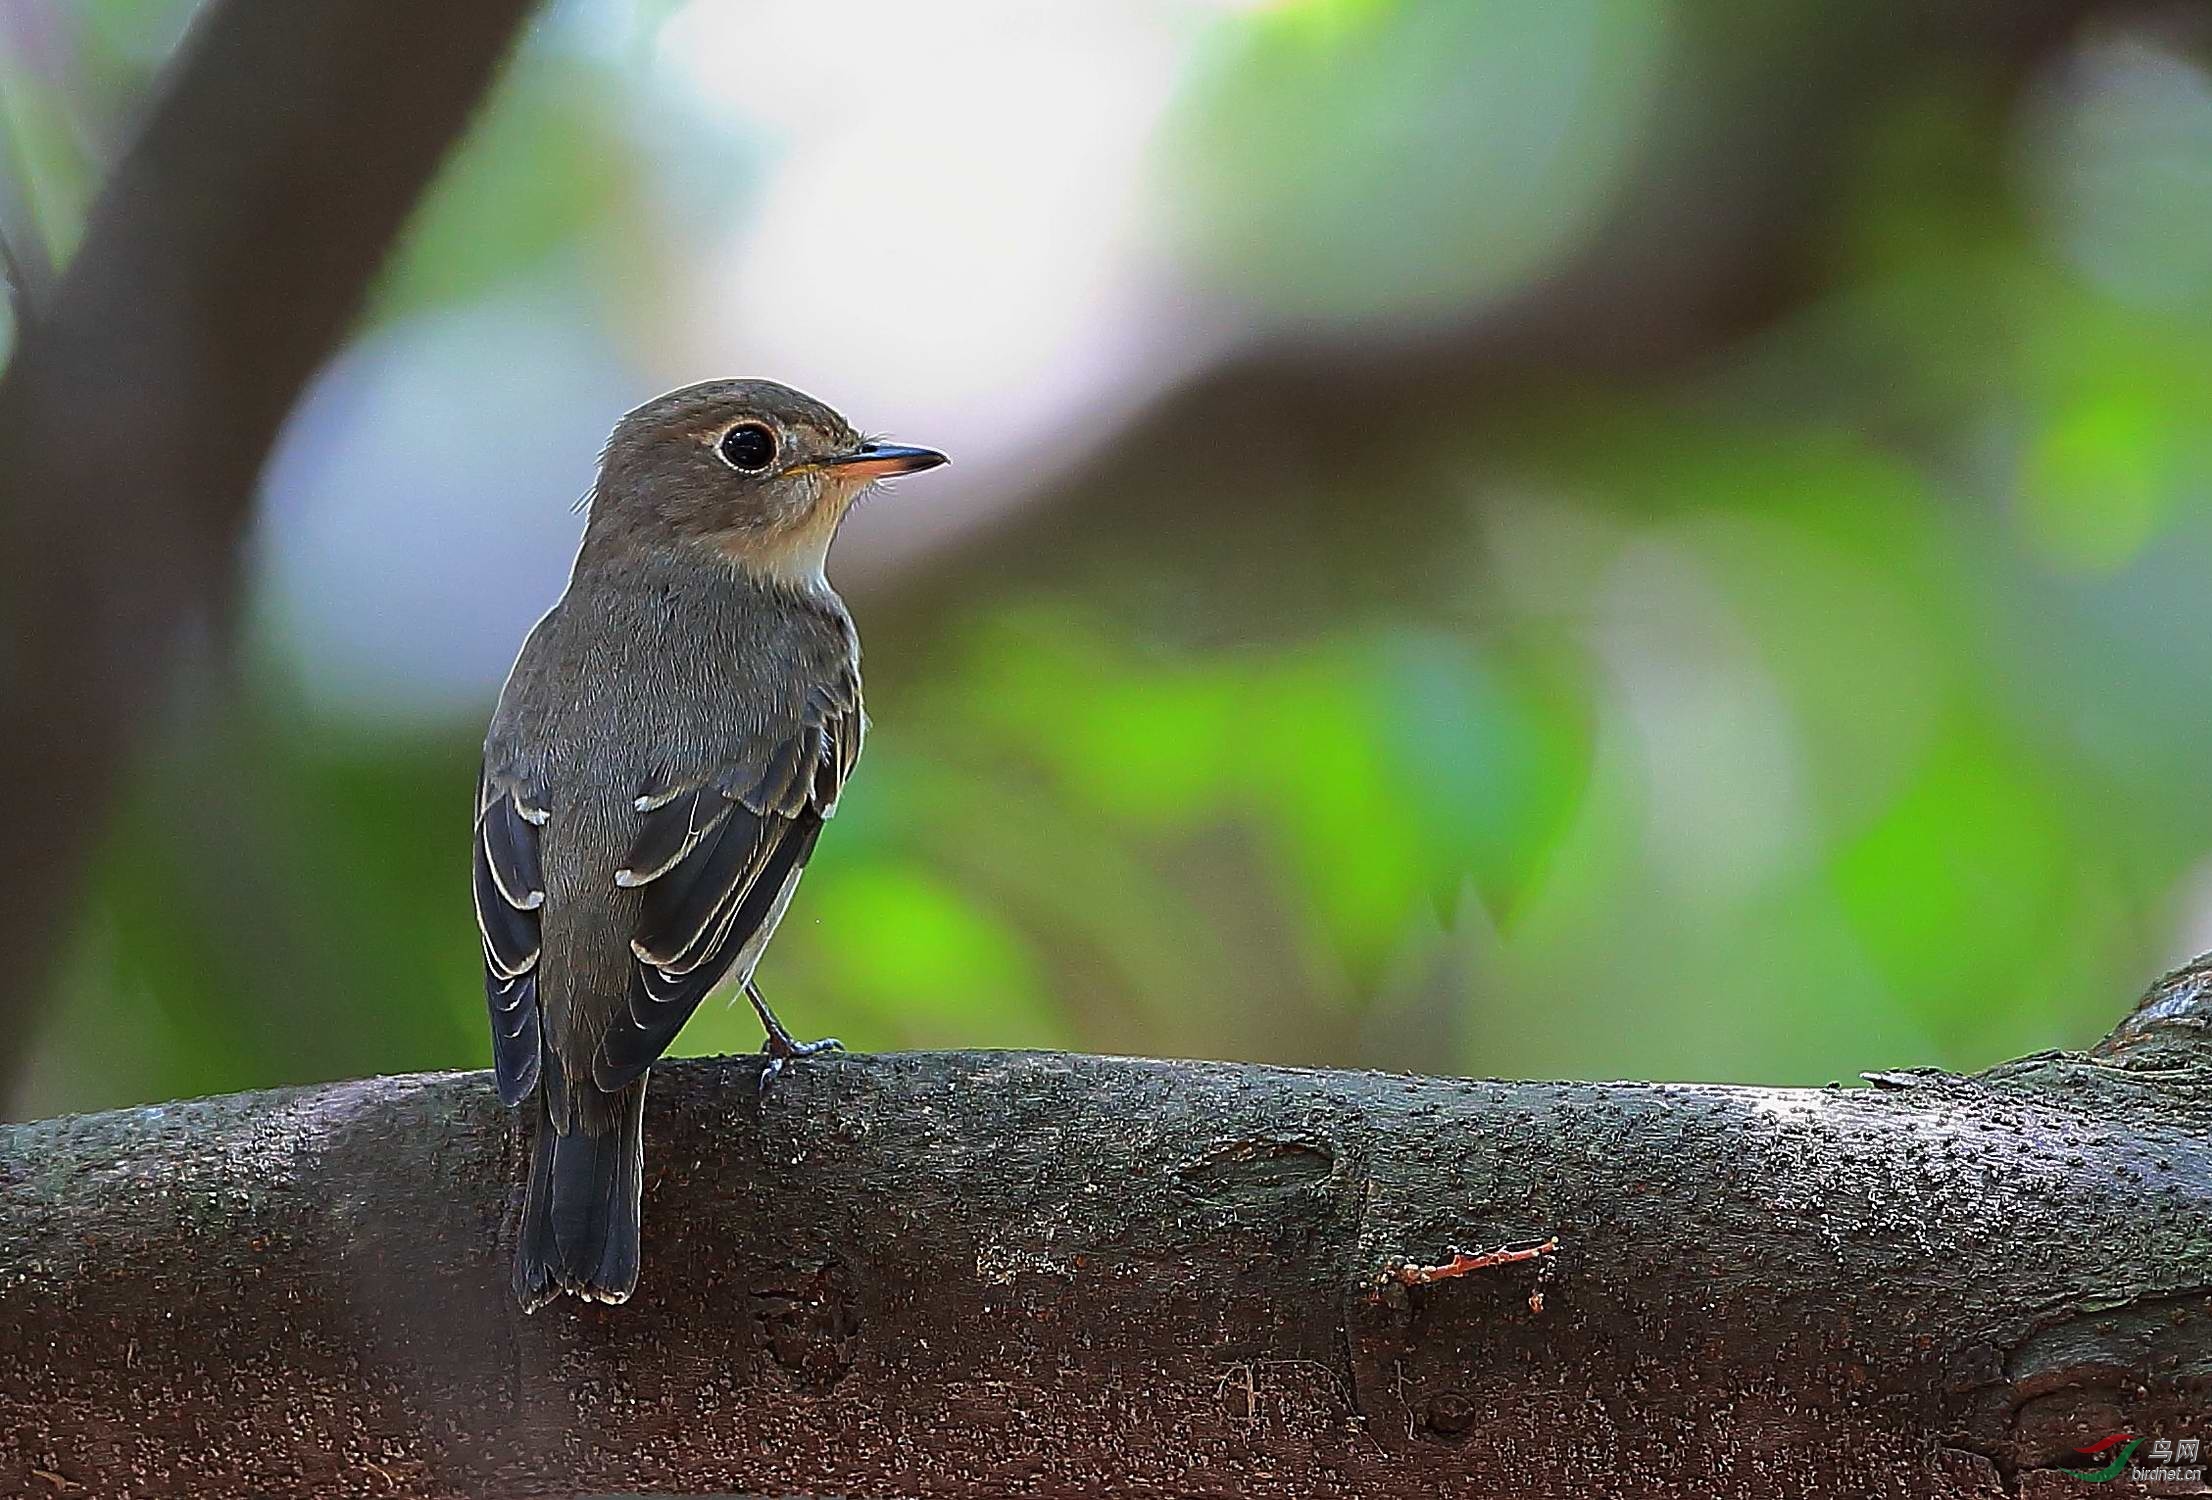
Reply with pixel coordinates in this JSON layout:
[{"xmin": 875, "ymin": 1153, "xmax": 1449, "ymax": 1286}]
[
  {"xmin": 5, "ymin": 967, "xmax": 2210, "ymax": 1497},
  {"xmin": 0, "ymin": 0, "xmax": 537, "ymax": 1097}
]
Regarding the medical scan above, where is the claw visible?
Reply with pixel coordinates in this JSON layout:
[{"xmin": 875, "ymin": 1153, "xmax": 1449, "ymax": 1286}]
[
  {"xmin": 757, "ymin": 1036, "xmax": 841, "ymax": 1096},
  {"xmin": 747, "ymin": 979, "xmax": 841, "ymax": 1097}
]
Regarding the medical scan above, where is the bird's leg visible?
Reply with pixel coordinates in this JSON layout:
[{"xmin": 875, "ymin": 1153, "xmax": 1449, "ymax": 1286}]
[{"xmin": 746, "ymin": 978, "xmax": 841, "ymax": 1094}]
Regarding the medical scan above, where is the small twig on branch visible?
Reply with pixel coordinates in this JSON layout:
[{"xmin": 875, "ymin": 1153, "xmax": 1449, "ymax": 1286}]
[{"xmin": 1379, "ymin": 1237, "xmax": 1560, "ymax": 1291}]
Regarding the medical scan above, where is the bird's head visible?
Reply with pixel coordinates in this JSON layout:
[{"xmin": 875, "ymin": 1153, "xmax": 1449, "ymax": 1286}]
[{"xmin": 584, "ymin": 378, "xmax": 946, "ymax": 588}]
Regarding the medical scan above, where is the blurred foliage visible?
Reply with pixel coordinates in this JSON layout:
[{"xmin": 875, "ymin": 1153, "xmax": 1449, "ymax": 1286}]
[
  {"xmin": 10, "ymin": 0, "xmax": 2212, "ymax": 1116},
  {"xmin": 1165, "ymin": 0, "xmax": 1669, "ymax": 325}
]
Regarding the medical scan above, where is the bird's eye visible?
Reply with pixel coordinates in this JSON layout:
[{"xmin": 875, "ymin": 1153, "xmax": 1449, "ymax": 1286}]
[{"xmin": 716, "ymin": 422, "xmax": 777, "ymax": 472}]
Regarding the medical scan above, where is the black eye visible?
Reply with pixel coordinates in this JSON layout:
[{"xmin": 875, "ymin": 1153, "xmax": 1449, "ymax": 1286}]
[{"xmin": 717, "ymin": 422, "xmax": 777, "ymax": 472}]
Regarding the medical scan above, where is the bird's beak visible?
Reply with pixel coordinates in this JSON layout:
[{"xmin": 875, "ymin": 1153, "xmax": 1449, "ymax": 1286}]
[{"xmin": 820, "ymin": 442, "xmax": 949, "ymax": 480}]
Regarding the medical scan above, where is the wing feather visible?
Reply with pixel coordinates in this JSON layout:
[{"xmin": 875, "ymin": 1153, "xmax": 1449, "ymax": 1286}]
[
  {"xmin": 629, "ymin": 805, "xmax": 776, "ymax": 970},
  {"xmin": 614, "ymin": 787, "xmax": 735, "ymax": 889},
  {"xmin": 589, "ymin": 667, "xmax": 859, "ymax": 1091},
  {"xmin": 595, "ymin": 818, "xmax": 822, "ymax": 1090},
  {"xmin": 474, "ymin": 772, "xmax": 547, "ymax": 1107}
]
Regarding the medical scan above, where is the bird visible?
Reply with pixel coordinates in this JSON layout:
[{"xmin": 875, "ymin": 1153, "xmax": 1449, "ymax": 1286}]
[{"xmin": 472, "ymin": 378, "xmax": 947, "ymax": 1310}]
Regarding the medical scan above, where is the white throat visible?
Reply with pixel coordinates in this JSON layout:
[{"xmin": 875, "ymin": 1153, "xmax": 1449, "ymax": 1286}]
[{"xmin": 757, "ymin": 527, "xmax": 834, "ymax": 592}]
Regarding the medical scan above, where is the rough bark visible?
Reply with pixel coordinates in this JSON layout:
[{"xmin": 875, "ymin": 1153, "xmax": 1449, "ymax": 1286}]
[
  {"xmin": 4, "ymin": 963, "xmax": 2210, "ymax": 1499},
  {"xmin": 0, "ymin": 0, "xmax": 537, "ymax": 1091}
]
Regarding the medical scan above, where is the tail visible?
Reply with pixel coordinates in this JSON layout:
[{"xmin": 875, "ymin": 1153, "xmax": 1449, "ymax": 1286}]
[{"xmin": 515, "ymin": 1076, "xmax": 646, "ymax": 1311}]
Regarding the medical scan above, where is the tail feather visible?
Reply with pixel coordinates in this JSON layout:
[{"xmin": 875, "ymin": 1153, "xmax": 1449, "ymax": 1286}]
[{"xmin": 515, "ymin": 1077, "xmax": 646, "ymax": 1310}]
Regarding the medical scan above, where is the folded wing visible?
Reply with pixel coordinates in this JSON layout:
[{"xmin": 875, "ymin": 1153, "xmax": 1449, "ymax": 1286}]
[{"xmin": 595, "ymin": 672, "xmax": 861, "ymax": 1091}]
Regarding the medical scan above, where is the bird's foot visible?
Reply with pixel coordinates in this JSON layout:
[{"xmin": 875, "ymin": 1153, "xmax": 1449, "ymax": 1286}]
[
  {"xmin": 747, "ymin": 978, "xmax": 841, "ymax": 1096},
  {"xmin": 757, "ymin": 1033, "xmax": 842, "ymax": 1096}
]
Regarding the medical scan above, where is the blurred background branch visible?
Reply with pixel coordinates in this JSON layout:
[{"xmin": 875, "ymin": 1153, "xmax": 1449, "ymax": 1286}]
[
  {"xmin": 0, "ymin": 0, "xmax": 536, "ymax": 1102},
  {"xmin": 873, "ymin": 0, "xmax": 2112, "ymax": 630}
]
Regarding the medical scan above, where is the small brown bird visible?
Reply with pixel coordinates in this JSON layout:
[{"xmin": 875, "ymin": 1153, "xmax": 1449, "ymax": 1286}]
[{"xmin": 473, "ymin": 379, "xmax": 946, "ymax": 1309}]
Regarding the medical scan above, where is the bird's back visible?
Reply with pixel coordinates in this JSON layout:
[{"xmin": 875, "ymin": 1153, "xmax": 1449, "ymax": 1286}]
[{"xmin": 485, "ymin": 546, "xmax": 859, "ymax": 1111}]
